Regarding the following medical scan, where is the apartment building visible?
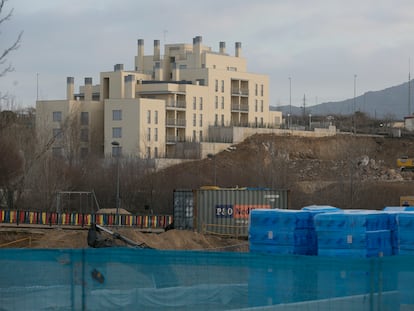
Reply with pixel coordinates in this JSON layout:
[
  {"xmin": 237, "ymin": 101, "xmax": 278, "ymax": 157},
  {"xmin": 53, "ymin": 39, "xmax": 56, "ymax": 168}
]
[{"xmin": 36, "ymin": 36, "xmax": 282, "ymax": 159}]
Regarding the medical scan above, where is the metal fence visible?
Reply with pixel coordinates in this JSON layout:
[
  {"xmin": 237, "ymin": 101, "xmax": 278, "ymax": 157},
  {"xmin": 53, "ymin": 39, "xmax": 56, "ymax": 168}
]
[
  {"xmin": 0, "ymin": 209, "xmax": 172, "ymax": 229},
  {"xmin": 0, "ymin": 248, "xmax": 413, "ymax": 310}
]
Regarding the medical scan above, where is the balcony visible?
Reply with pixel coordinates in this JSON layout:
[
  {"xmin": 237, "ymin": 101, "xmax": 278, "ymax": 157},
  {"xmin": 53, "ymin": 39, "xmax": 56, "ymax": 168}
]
[
  {"xmin": 166, "ymin": 118, "xmax": 186, "ymax": 127},
  {"xmin": 166, "ymin": 135, "xmax": 186, "ymax": 144},
  {"xmin": 231, "ymin": 104, "xmax": 249, "ymax": 112},
  {"xmin": 166, "ymin": 100, "xmax": 186, "ymax": 110},
  {"xmin": 231, "ymin": 88, "xmax": 249, "ymax": 96}
]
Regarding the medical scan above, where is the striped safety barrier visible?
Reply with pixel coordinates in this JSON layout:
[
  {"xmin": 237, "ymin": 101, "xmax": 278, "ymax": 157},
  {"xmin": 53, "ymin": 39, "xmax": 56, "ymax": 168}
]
[{"xmin": 0, "ymin": 210, "xmax": 173, "ymax": 229}]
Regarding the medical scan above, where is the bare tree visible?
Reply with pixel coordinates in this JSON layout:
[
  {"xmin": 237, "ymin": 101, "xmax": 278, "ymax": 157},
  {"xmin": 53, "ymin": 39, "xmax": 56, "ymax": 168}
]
[
  {"xmin": 0, "ymin": 134, "xmax": 24, "ymax": 208},
  {"xmin": 0, "ymin": 0, "xmax": 23, "ymax": 78}
]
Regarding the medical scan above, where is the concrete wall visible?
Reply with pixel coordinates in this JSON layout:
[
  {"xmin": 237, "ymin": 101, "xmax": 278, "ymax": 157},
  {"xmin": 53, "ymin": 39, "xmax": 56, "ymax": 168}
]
[{"xmin": 233, "ymin": 126, "xmax": 337, "ymax": 143}]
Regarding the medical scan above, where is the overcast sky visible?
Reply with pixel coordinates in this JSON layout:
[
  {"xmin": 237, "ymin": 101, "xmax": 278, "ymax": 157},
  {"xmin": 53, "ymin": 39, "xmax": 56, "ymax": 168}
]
[{"xmin": 1, "ymin": 0, "xmax": 414, "ymax": 109}]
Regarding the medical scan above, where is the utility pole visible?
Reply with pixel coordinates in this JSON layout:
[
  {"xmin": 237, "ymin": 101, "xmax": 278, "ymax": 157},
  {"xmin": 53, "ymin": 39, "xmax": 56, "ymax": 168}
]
[
  {"xmin": 288, "ymin": 77, "xmax": 292, "ymax": 129},
  {"xmin": 353, "ymin": 74, "xmax": 357, "ymax": 135},
  {"xmin": 409, "ymin": 58, "xmax": 411, "ymax": 115},
  {"xmin": 289, "ymin": 77, "xmax": 292, "ymax": 115},
  {"xmin": 36, "ymin": 73, "xmax": 39, "ymax": 101},
  {"xmin": 302, "ymin": 94, "xmax": 306, "ymax": 119}
]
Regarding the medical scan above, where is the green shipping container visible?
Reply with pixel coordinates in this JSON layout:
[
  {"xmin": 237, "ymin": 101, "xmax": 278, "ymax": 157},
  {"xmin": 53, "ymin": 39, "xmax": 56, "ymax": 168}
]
[{"xmin": 194, "ymin": 188, "xmax": 290, "ymax": 237}]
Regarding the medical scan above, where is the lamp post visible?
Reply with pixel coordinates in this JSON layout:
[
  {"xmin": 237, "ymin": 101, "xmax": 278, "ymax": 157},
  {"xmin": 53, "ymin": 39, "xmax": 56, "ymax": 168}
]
[
  {"xmin": 207, "ymin": 153, "xmax": 216, "ymax": 186},
  {"xmin": 309, "ymin": 113, "xmax": 312, "ymax": 130},
  {"xmin": 289, "ymin": 77, "xmax": 292, "ymax": 120},
  {"xmin": 353, "ymin": 74, "xmax": 357, "ymax": 134},
  {"xmin": 111, "ymin": 141, "xmax": 120, "ymax": 226}
]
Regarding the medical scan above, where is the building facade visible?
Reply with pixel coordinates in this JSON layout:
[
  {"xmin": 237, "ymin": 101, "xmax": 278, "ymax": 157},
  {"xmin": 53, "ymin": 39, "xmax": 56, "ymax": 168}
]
[{"xmin": 36, "ymin": 36, "xmax": 282, "ymax": 159}]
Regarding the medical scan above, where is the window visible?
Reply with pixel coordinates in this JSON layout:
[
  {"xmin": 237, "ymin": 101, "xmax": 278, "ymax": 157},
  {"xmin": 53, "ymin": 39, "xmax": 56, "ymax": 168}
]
[
  {"xmin": 261, "ymin": 100, "xmax": 264, "ymax": 112},
  {"xmin": 112, "ymin": 110, "xmax": 122, "ymax": 120},
  {"xmin": 255, "ymin": 117, "xmax": 258, "ymax": 127},
  {"xmin": 199, "ymin": 114, "xmax": 203, "ymax": 127},
  {"xmin": 221, "ymin": 97, "xmax": 224, "ymax": 109},
  {"xmin": 199, "ymin": 97, "xmax": 203, "ymax": 110},
  {"xmin": 215, "ymin": 114, "xmax": 218, "ymax": 126},
  {"xmin": 193, "ymin": 130, "xmax": 196, "ymax": 141},
  {"xmin": 147, "ymin": 128, "xmax": 151, "ymax": 141},
  {"xmin": 80, "ymin": 112, "xmax": 89, "ymax": 125},
  {"xmin": 199, "ymin": 130, "xmax": 203, "ymax": 141},
  {"xmin": 112, "ymin": 127, "xmax": 122, "ymax": 138},
  {"xmin": 193, "ymin": 97, "xmax": 196, "ymax": 110},
  {"xmin": 215, "ymin": 80, "xmax": 218, "ymax": 92},
  {"xmin": 80, "ymin": 129, "xmax": 89, "ymax": 142},
  {"xmin": 215, "ymin": 96, "xmax": 218, "ymax": 109},
  {"xmin": 154, "ymin": 111, "xmax": 158, "ymax": 124},
  {"xmin": 221, "ymin": 114, "xmax": 225, "ymax": 126},
  {"xmin": 147, "ymin": 110, "xmax": 151, "ymax": 124},
  {"xmin": 112, "ymin": 146, "xmax": 122, "ymax": 157},
  {"xmin": 221, "ymin": 80, "xmax": 224, "ymax": 92},
  {"xmin": 52, "ymin": 111, "xmax": 62, "ymax": 122},
  {"xmin": 261, "ymin": 84, "xmax": 264, "ymax": 96},
  {"xmin": 255, "ymin": 100, "xmax": 258, "ymax": 112},
  {"xmin": 196, "ymin": 79, "xmax": 205, "ymax": 85},
  {"xmin": 154, "ymin": 128, "xmax": 158, "ymax": 142},
  {"xmin": 193, "ymin": 114, "xmax": 196, "ymax": 126},
  {"xmin": 255, "ymin": 84, "xmax": 258, "ymax": 96},
  {"xmin": 53, "ymin": 128, "xmax": 63, "ymax": 140},
  {"xmin": 154, "ymin": 147, "xmax": 158, "ymax": 158},
  {"xmin": 261, "ymin": 117, "xmax": 264, "ymax": 126},
  {"xmin": 147, "ymin": 147, "xmax": 151, "ymax": 159}
]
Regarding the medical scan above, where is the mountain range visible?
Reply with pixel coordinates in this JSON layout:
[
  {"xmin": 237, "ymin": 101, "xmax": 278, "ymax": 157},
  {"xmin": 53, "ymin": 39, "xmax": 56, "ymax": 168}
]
[{"xmin": 271, "ymin": 80, "xmax": 414, "ymax": 120}]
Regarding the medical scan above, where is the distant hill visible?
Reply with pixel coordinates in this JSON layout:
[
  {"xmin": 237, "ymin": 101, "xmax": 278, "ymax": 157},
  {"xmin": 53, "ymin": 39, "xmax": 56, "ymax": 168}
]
[{"xmin": 271, "ymin": 80, "xmax": 414, "ymax": 120}]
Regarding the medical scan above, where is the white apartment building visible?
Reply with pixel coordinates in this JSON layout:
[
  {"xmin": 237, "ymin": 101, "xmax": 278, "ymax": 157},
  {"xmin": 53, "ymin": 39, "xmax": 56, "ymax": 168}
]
[{"xmin": 36, "ymin": 36, "xmax": 282, "ymax": 159}]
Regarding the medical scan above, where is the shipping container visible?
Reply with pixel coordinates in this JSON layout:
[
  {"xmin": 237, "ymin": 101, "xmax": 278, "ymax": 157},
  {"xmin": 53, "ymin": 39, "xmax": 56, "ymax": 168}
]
[
  {"xmin": 194, "ymin": 188, "xmax": 290, "ymax": 237},
  {"xmin": 173, "ymin": 189, "xmax": 194, "ymax": 229}
]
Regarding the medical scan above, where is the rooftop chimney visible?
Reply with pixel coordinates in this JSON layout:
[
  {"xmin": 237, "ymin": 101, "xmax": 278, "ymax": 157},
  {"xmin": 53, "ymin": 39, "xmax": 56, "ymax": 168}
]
[
  {"xmin": 219, "ymin": 41, "xmax": 226, "ymax": 54},
  {"xmin": 114, "ymin": 64, "xmax": 124, "ymax": 71},
  {"xmin": 137, "ymin": 39, "xmax": 144, "ymax": 72},
  {"xmin": 235, "ymin": 42, "xmax": 242, "ymax": 57},
  {"xmin": 124, "ymin": 75, "xmax": 134, "ymax": 99},
  {"xmin": 153, "ymin": 40, "xmax": 160, "ymax": 61},
  {"xmin": 66, "ymin": 77, "xmax": 74, "ymax": 100},
  {"xmin": 84, "ymin": 77, "xmax": 92, "ymax": 101},
  {"xmin": 193, "ymin": 36, "xmax": 202, "ymax": 68}
]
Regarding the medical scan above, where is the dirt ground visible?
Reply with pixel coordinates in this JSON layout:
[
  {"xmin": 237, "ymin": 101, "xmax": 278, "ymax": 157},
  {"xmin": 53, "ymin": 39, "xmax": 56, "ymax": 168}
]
[{"xmin": 0, "ymin": 227, "xmax": 249, "ymax": 251}]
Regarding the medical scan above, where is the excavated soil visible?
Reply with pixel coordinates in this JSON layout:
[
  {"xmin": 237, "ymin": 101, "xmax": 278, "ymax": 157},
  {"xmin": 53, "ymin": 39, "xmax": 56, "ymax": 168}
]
[{"xmin": 0, "ymin": 227, "xmax": 248, "ymax": 251}]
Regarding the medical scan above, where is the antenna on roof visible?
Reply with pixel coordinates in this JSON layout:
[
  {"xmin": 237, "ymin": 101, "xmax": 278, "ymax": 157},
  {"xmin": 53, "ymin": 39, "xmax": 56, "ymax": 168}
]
[{"xmin": 163, "ymin": 30, "xmax": 168, "ymax": 45}]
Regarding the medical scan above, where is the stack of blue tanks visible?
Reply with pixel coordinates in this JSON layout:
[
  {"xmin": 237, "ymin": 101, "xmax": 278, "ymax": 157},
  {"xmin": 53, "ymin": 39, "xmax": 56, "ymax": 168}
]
[
  {"xmin": 395, "ymin": 212, "xmax": 414, "ymax": 255},
  {"xmin": 383, "ymin": 206, "xmax": 414, "ymax": 255},
  {"xmin": 249, "ymin": 206, "xmax": 414, "ymax": 257},
  {"xmin": 249, "ymin": 206, "xmax": 339, "ymax": 255},
  {"xmin": 314, "ymin": 210, "xmax": 392, "ymax": 258},
  {"xmin": 249, "ymin": 209, "xmax": 315, "ymax": 255}
]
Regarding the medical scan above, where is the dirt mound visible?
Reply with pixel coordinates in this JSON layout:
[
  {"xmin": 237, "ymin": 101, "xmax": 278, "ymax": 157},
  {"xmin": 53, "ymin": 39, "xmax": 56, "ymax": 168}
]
[
  {"xmin": 0, "ymin": 227, "xmax": 248, "ymax": 251},
  {"xmin": 118, "ymin": 229, "xmax": 248, "ymax": 251}
]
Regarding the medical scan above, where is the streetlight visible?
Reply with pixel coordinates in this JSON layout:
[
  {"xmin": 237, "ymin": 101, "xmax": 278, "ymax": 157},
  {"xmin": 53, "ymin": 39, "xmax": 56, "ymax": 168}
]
[
  {"xmin": 207, "ymin": 153, "xmax": 217, "ymax": 186},
  {"xmin": 111, "ymin": 141, "xmax": 120, "ymax": 226},
  {"xmin": 353, "ymin": 74, "xmax": 357, "ymax": 134},
  {"xmin": 289, "ymin": 77, "xmax": 292, "ymax": 116},
  {"xmin": 309, "ymin": 113, "xmax": 312, "ymax": 130}
]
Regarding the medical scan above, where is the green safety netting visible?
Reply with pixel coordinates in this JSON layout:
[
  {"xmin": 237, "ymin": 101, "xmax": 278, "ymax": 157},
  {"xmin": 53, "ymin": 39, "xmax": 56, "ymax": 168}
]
[{"xmin": 0, "ymin": 248, "xmax": 412, "ymax": 310}]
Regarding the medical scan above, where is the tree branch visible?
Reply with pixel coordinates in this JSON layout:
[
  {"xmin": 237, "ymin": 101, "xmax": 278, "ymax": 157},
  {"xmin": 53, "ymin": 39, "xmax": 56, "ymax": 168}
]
[{"xmin": 0, "ymin": 0, "xmax": 23, "ymax": 77}]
